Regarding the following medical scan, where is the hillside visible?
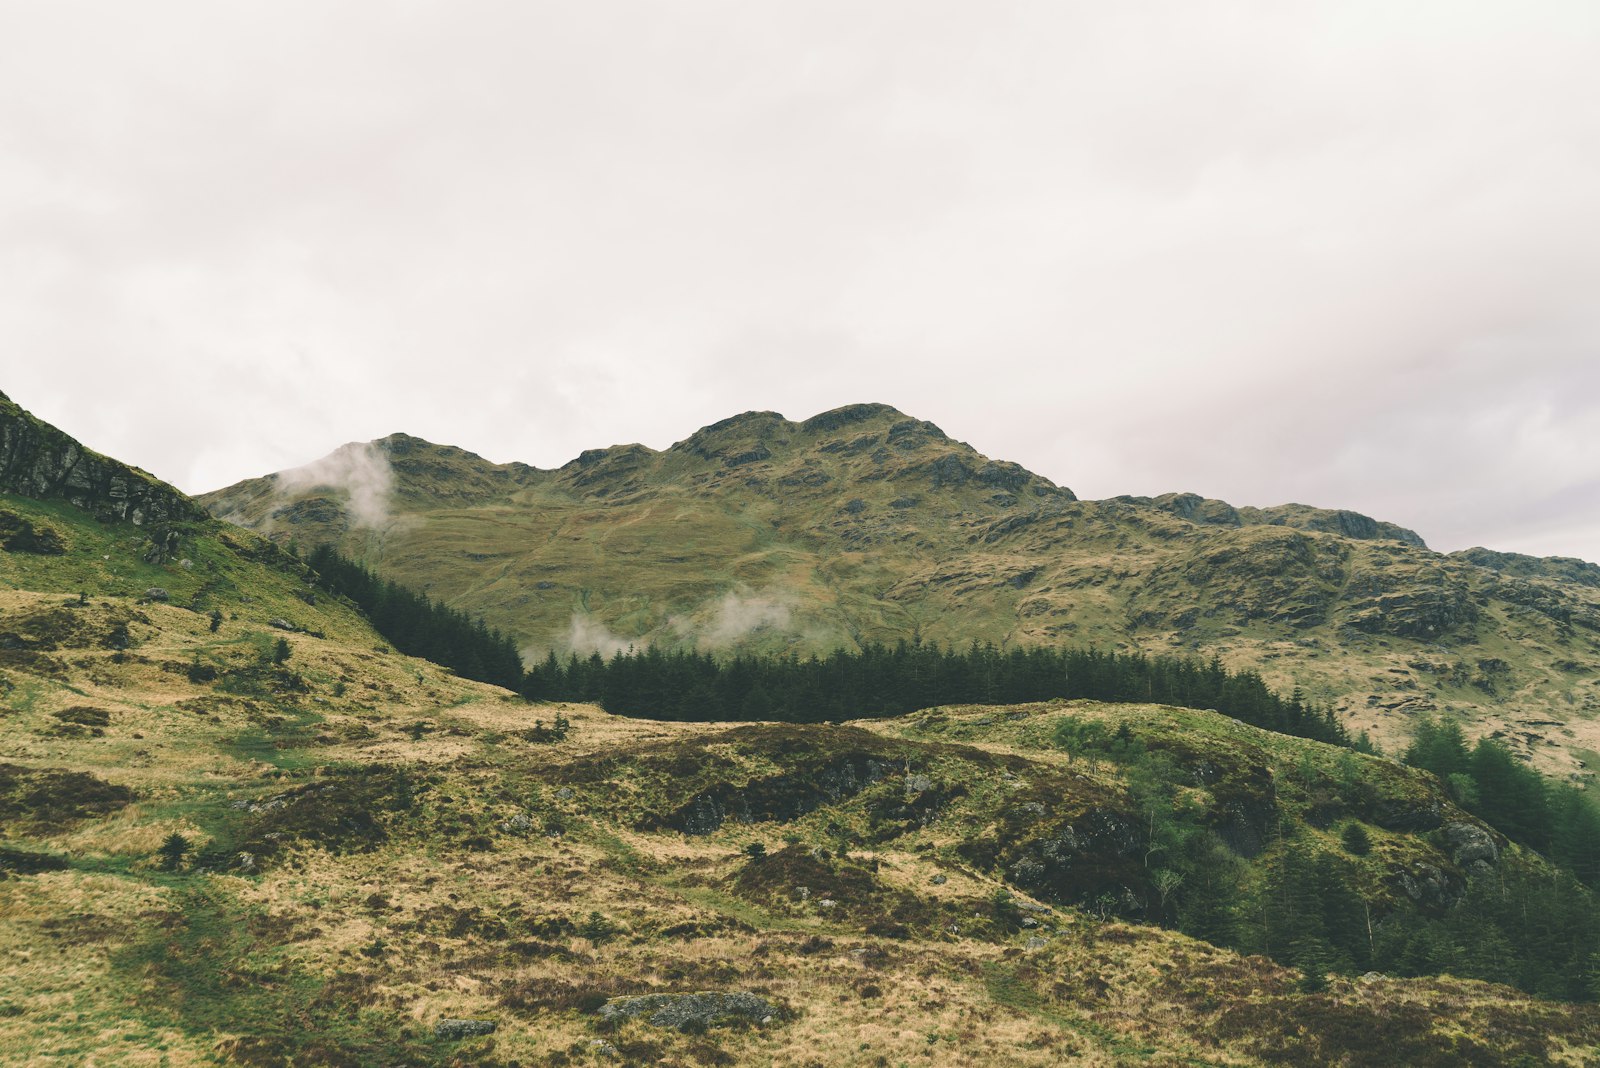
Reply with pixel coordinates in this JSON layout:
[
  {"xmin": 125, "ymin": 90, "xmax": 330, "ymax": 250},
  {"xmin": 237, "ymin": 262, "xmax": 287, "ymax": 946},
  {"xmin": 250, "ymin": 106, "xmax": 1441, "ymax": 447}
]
[
  {"xmin": 7, "ymin": 391, "xmax": 1600, "ymax": 1064},
  {"xmin": 201, "ymin": 404, "xmax": 1600, "ymax": 777}
]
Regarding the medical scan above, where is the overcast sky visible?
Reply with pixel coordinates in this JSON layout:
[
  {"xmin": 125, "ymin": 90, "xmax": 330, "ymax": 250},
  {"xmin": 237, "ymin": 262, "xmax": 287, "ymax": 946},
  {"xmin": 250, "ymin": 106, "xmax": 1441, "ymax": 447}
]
[{"xmin": 4, "ymin": 1, "xmax": 1599, "ymax": 561}]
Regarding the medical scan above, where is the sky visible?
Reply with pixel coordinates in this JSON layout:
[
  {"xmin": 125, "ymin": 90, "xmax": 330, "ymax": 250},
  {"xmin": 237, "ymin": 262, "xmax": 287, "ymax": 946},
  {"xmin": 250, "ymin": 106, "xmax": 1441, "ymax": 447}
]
[{"xmin": 3, "ymin": 1, "xmax": 1599, "ymax": 562}]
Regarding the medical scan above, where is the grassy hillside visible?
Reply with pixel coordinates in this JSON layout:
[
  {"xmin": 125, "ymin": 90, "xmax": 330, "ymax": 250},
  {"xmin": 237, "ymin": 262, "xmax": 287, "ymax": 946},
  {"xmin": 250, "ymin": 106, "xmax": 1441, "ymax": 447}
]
[
  {"xmin": 2, "ymin": 396, "xmax": 1596, "ymax": 1064},
  {"xmin": 6, "ymin": 508, "xmax": 1600, "ymax": 1064},
  {"xmin": 201, "ymin": 404, "xmax": 1600, "ymax": 778}
]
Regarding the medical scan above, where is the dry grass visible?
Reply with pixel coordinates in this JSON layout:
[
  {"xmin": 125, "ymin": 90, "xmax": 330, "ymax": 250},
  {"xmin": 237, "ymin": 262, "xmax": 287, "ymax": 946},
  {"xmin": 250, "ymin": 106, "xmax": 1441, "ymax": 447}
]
[{"xmin": 5, "ymin": 548, "xmax": 1600, "ymax": 1066}]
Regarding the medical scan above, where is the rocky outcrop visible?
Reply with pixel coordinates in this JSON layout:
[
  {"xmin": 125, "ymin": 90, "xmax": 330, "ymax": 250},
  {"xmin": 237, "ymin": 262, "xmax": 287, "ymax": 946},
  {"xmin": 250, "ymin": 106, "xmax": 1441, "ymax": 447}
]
[
  {"xmin": 434, "ymin": 1019, "xmax": 497, "ymax": 1040},
  {"xmin": 0, "ymin": 390, "xmax": 205, "ymax": 527},
  {"xmin": 1390, "ymin": 861, "xmax": 1464, "ymax": 909},
  {"xmin": 1442, "ymin": 821, "xmax": 1499, "ymax": 873},
  {"xmin": 1343, "ymin": 587, "xmax": 1478, "ymax": 639},
  {"xmin": 1239, "ymin": 504, "xmax": 1427, "ymax": 548},
  {"xmin": 664, "ymin": 754, "xmax": 893, "ymax": 835},
  {"xmin": 598, "ymin": 991, "xmax": 778, "ymax": 1030},
  {"xmin": 1452, "ymin": 547, "xmax": 1600, "ymax": 589},
  {"xmin": 1116, "ymin": 492, "xmax": 1243, "ymax": 527},
  {"xmin": 1118, "ymin": 492, "xmax": 1426, "ymax": 547}
]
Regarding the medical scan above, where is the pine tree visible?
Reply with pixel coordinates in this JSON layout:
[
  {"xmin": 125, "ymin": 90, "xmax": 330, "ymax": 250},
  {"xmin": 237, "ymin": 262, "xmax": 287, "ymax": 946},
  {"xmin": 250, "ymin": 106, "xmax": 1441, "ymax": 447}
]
[
  {"xmin": 158, "ymin": 832, "xmax": 191, "ymax": 871},
  {"xmin": 1341, "ymin": 822, "xmax": 1372, "ymax": 856}
]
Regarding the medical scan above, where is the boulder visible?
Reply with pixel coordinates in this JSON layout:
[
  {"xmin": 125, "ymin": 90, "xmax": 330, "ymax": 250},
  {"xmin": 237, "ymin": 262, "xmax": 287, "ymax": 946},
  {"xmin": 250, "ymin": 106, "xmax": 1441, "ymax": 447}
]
[
  {"xmin": 598, "ymin": 991, "xmax": 777, "ymax": 1031},
  {"xmin": 1392, "ymin": 862, "xmax": 1464, "ymax": 909},
  {"xmin": 144, "ymin": 588, "xmax": 170, "ymax": 602},
  {"xmin": 434, "ymin": 1019, "xmax": 497, "ymax": 1040},
  {"xmin": 1442, "ymin": 821, "xmax": 1499, "ymax": 871}
]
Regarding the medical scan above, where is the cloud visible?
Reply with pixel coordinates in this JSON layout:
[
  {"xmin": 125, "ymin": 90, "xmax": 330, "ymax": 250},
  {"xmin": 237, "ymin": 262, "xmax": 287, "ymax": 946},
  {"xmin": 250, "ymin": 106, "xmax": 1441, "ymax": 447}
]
[
  {"xmin": 668, "ymin": 589, "xmax": 798, "ymax": 647},
  {"xmin": 559, "ymin": 613, "xmax": 636, "ymax": 659},
  {"xmin": 274, "ymin": 441, "xmax": 394, "ymax": 528},
  {"xmin": 705, "ymin": 590, "xmax": 795, "ymax": 645}
]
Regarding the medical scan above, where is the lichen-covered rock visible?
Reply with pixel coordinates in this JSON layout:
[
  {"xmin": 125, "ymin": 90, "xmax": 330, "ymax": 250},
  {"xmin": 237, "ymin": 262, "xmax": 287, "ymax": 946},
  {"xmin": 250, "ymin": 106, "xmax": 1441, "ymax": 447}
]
[
  {"xmin": 1391, "ymin": 862, "xmax": 1463, "ymax": 909},
  {"xmin": 1442, "ymin": 821, "xmax": 1499, "ymax": 872},
  {"xmin": 1373, "ymin": 798, "xmax": 1444, "ymax": 833},
  {"xmin": 434, "ymin": 1018, "xmax": 497, "ymax": 1040},
  {"xmin": 597, "ymin": 991, "xmax": 777, "ymax": 1031}
]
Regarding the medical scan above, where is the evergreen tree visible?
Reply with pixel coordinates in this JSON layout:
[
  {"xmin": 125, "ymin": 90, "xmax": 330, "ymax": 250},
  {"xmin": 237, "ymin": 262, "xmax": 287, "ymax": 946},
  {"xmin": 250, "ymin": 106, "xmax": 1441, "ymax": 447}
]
[{"xmin": 158, "ymin": 832, "xmax": 191, "ymax": 871}]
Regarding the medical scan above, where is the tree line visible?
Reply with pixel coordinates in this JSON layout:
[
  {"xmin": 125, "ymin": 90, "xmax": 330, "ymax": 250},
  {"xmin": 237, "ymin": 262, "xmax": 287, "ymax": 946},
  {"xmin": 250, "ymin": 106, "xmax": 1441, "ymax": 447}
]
[
  {"xmin": 1403, "ymin": 716, "xmax": 1600, "ymax": 886},
  {"xmin": 522, "ymin": 641, "xmax": 1355, "ymax": 746},
  {"xmin": 306, "ymin": 545, "xmax": 523, "ymax": 689},
  {"xmin": 1059, "ymin": 721, "xmax": 1600, "ymax": 1002}
]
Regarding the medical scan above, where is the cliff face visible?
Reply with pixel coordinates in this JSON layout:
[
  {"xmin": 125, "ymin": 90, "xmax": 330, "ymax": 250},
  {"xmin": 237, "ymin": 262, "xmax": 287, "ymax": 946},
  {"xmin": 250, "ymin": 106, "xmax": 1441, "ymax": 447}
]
[{"xmin": 0, "ymin": 390, "xmax": 206, "ymax": 526}]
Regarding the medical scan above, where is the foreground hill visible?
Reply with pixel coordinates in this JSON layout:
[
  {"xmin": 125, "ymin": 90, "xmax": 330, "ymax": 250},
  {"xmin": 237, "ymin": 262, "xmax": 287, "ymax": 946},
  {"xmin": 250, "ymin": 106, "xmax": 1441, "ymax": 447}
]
[
  {"xmin": 201, "ymin": 404, "xmax": 1600, "ymax": 774},
  {"xmin": 6, "ymin": 391, "xmax": 1600, "ymax": 1065}
]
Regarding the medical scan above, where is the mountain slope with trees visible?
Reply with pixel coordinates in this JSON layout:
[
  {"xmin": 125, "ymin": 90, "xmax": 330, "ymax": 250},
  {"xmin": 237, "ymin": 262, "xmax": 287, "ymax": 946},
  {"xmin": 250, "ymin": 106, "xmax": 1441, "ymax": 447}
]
[
  {"xmin": 202, "ymin": 403, "xmax": 1600, "ymax": 776},
  {"xmin": 5, "ymin": 391, "xmax": 1600, "ymax": 1064}
]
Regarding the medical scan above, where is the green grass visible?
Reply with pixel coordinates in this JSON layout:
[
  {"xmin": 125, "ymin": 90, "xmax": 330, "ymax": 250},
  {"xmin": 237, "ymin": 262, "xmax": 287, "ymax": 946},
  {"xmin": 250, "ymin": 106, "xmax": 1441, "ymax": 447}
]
[{"xmin": 112, "ymin": 883, "xmax": 444, "ymax": 1065}]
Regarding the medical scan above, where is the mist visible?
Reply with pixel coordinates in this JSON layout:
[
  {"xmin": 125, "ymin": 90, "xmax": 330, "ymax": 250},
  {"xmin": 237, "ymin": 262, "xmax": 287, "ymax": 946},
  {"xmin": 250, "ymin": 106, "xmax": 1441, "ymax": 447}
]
[{"xmin": 273, "ymin": 442, "xmax": 394, "ymax": 528}]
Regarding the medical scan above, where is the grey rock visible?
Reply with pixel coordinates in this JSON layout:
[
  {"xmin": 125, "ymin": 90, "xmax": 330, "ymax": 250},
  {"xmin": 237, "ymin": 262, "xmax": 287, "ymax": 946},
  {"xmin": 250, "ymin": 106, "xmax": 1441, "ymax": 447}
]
[
  {"xmin": 0, "ymin": 392, "xmax": 209, "ymax": 528},
  {"xmin": 1393, "ymin": 862, "xmax": 1463, "ymax": 908},
  {"xmin": 555, "ymin": 786, "xmax": 575, "ymax": 800},
  {"xmin": 904, "ymin": 773, "xmax": 934, "ymax": 794},
  {"xmin": 1025, "ymin": 935, "xmax": 1049, "ymax": 950},
  {"xmin": 235, "ymin": 852, "xmax": 257, "ymax": 874},
  {"xmin": 1443, "ymin": 821, "xmax": 1499, "ymax": 870},
  {"xmin": 434, "ymin": 1018, "xmax": 497, "ymax": 1040},
  {"xmin": 501, "ymin": 813, "xmax": 535, "ymax": 835},
  {"xmin": 1374, "ymin": 798, "xmax": 1444, "ymax": 833},
  {"xmin": 930, "ymin": 874, "xmax": 948, "ymax": 886},
  {"xmin": 144, "ymin": 587, "xmax": 170, "ymax": 602},
  {"xmin": 598, "ymin": 991, "xmax": 777, "ymax": 1031},
  {"xmin": 267, "ymin": 618, "xmax": 295, "ymax": 631}
]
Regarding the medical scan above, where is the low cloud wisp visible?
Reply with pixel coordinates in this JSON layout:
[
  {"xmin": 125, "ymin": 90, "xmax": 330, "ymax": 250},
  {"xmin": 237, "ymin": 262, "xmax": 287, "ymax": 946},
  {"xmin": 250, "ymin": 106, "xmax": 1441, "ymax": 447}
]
[{"xmin": 274, "ymin": 442, "xmax": 395, "ymax": 528}]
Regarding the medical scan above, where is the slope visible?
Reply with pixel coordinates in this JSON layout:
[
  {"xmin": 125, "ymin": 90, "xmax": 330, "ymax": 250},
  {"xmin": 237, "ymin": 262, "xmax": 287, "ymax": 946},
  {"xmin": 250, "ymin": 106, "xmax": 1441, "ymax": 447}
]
[
  {"xmin": 6, "ymin": 390, "xmax": 1600, "ymax": 1065},
  {"xmin": 201, "ymin": 404, "xmax": 1600, "ymax": 776}
]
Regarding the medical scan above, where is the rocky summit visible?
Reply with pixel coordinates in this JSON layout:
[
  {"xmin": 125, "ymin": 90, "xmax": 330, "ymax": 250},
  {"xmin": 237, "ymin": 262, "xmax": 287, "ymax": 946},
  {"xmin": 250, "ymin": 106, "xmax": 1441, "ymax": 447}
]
[
  {"xmin": 5, "ymin": 392, "xmax": 1600, "ymax": 1066},
  {"xmin": 202, "ymin": 403, "xmax": 1600, "ymax": 777}
]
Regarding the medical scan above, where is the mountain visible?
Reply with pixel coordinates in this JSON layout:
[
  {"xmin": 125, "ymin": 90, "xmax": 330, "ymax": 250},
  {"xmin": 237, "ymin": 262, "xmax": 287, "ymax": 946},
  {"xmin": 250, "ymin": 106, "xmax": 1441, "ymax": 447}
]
[
  {"xmin": 7, "ymin": 390, "xmax": 1600, "ymax": 1064},
  {"xmin": 202, "ymin": 404, "xmax": 1600, "ymax": 778}
]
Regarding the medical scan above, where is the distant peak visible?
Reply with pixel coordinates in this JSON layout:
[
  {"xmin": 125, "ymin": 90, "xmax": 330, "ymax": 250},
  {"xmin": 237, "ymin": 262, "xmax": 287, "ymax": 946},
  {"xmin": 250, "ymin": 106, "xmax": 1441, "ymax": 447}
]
[
  {"xmin": 798, "ymin": 403, "xmax": 906, "ymax": 434},
  {"xmin": 696, "ymin": 410, "xmax": 790, "ymax": 436}
]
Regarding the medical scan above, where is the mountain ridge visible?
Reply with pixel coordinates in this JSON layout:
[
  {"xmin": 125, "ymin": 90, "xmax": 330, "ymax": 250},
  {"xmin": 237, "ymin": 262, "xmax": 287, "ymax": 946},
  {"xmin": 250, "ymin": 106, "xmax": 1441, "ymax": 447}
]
[
  {"xmin": 7, "ymin": 389, "xmax": 1600, "ymax": 1064},
  {"xmin": 197, "ymin": 403, "xmax": 1600, "ymax": 777}
]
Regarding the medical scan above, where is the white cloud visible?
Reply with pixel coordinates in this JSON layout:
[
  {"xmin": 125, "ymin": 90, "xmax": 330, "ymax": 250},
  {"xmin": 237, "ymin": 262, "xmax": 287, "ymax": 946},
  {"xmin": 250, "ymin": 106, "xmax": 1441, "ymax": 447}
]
[
  {"xmin": 558, "ymin": 614, "xmax": 635, "ymax": 659},
  {"xmin": 273, "ymin": 441, "xmax": 394, "ymax": 528}
]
